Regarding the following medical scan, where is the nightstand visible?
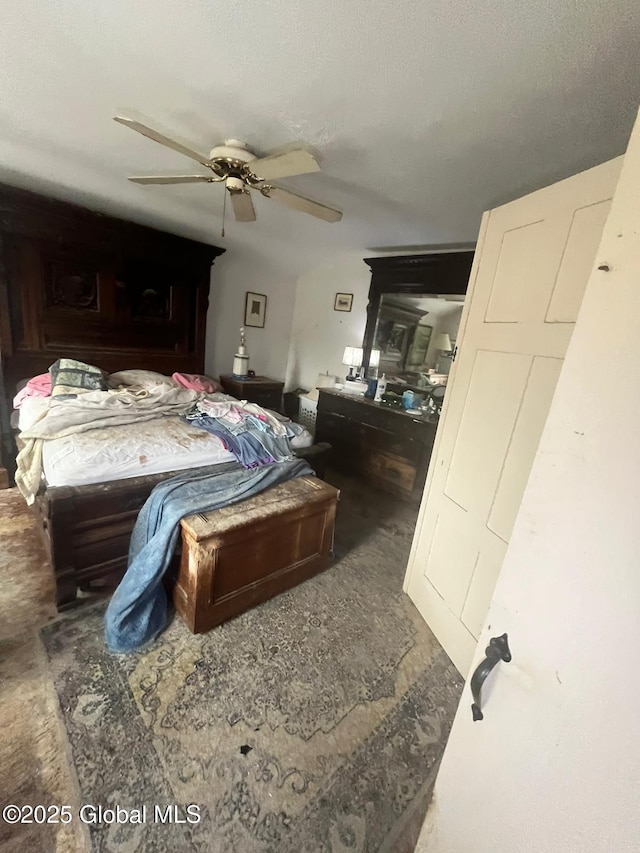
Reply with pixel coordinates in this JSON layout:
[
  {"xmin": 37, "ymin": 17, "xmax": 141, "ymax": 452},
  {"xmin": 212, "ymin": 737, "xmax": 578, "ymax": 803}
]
[{"xmin": 219, "ymin": 375, "xmax": 284, "ymax": 412}]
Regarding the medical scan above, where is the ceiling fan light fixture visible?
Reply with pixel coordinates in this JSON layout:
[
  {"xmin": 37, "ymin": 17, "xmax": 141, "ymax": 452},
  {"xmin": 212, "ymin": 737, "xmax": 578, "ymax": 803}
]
[
  {"xmin": 226, "ymin": 177, "xmax": 256, "ymax": 222},
  {"xmin": 225, "ymin": 176, "xmax": 246, "ymax": 194}
]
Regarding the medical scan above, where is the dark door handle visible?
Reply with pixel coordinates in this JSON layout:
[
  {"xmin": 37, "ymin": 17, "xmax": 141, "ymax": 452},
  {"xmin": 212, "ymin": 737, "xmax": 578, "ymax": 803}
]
[{"xmin": 470, "ymin": 633, "xmax": 511, "ymax": 721}]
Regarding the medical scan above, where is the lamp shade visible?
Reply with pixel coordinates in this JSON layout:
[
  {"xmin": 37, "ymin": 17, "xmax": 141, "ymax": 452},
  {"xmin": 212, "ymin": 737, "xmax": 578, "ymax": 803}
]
[
  {"xmin": 369, "ymin": 349, "xmax": 381, "ymax": 368},
  {"xmin": 342, "ymin": 346, "xmax": 363, "ymax": 367},
  {"xmin": 432, "ymin": 333, "xmax": 452, "ymax": 351}
]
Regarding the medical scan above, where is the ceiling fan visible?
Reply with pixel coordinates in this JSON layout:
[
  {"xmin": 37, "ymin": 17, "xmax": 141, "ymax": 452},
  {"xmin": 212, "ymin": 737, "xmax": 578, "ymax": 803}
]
[{"xmin": 114, "ymin": 116, "xmax": 342, "ymax": 225}]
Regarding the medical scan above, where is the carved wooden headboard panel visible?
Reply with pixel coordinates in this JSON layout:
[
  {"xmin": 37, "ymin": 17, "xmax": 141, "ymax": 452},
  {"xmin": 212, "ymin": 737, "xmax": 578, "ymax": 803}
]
[{"xmin": 0, "ymin": 184, "xmax": 225, "ymax": 393}]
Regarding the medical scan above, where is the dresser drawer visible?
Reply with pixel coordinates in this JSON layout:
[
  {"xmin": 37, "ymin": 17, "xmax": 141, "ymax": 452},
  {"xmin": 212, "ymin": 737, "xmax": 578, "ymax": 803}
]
[
  {"xmin": 316, "ymin": 411, "xmax": 425, "ymax": 465},
  {"xmin": 318, "ymin": 391, "xmax": 431, "ymax": 443},
  {"xmin": 368, "ymin": 452, "xmax": 417, "ymax": 494},
  {"xmin": 316, "ymin": 388, "xmax": 437, "ymax": 502}
]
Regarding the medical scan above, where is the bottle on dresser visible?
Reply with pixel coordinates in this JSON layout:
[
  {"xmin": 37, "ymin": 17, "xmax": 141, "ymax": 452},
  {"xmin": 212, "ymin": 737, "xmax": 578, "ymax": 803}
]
[{"xmin": 374, "ymin": 373, "xmax": 387, "ymax": 402}]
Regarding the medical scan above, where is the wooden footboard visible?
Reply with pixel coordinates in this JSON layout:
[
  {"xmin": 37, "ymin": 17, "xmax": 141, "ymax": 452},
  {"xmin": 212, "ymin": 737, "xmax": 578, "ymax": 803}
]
[{"xmin": 34, "ymin": 443, "xmax": 332, "ymax": 611}]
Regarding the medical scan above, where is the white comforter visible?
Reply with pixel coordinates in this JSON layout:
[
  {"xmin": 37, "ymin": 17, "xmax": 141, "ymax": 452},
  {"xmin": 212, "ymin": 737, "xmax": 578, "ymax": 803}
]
[
  {"xmin": 16, "ymin": 385, "xmax": 199, "ymax": 504},
  {"xmin": 41, "ymin": 416, "xmax": 236, "ymax": 487},
  {"xmin": 15, "ymin": 386, "xmax": 313, "ymax": 501}
]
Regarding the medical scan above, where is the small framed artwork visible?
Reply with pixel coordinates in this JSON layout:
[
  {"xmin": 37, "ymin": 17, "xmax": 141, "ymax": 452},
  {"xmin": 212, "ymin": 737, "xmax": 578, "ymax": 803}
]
[
  {"xmin": 245, "ymin": 291, "xmax": 267, "ymax": 328},
  {"xmin": 334, "ymin": 292, "xmax": 353, "ymax": 312}
]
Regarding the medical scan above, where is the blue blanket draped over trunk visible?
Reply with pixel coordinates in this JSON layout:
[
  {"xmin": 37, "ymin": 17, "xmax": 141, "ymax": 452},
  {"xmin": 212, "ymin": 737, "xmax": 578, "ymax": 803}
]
[{"xmin": 105, "ymin": 458, "xmax": 313, "ymax": 653}]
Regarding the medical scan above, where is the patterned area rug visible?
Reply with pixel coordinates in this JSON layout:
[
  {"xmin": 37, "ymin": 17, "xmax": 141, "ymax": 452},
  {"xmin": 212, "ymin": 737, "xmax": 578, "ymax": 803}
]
[{"xmin": 41, "ymin": 472, "xmax": 463, "ymax": 852}]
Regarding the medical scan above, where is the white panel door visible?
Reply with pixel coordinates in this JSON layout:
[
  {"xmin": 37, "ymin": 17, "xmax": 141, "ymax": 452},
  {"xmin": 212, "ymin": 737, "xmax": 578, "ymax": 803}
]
[
  {"xmin": 404, "ymin": 157, "xmax": 622, "ymax": 674},
  {"xmin": 417, "ymin": 106, "xmax": 640, "ymax": 853}
]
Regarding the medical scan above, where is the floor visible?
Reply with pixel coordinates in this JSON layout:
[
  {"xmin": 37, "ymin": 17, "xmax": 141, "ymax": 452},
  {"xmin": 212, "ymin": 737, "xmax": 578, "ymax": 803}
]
[
  {"xmin": 0, "ymin": 468, "xmax": 461, "ymax": 852},
  {"xmin": 0, "ymin": 486, "xmax": 82, "ymax": 852}
]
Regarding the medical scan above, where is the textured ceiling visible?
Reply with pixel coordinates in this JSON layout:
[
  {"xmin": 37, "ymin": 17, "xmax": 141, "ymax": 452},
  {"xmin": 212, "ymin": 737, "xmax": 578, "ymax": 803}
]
[{"xmin": 1, "ymin": 0, "xmax": 638, "ymax": 275}]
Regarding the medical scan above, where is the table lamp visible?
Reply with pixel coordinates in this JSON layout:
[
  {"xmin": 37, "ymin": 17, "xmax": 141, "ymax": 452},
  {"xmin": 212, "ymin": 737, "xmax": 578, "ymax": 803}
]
[
  {"xmin": 232, "ymin": 326, "xmax": 250, "ymax": 379},
  {"xmin": 432, "ymin": 332, "xmax": 452, "ymax": 373},
  {"xmin": 342, "ymin": 346, "xmax": 363, "ymax": 381}
]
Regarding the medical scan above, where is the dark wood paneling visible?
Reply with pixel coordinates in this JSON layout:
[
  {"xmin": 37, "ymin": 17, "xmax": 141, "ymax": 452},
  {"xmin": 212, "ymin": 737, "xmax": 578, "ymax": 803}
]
[
  {"xmin": 0, "ymin": 182, "xmax": 225, "ymax": 481},
  {"xmin": 0, "ymin": 183, "xmax": 225, "ymax": 395}
]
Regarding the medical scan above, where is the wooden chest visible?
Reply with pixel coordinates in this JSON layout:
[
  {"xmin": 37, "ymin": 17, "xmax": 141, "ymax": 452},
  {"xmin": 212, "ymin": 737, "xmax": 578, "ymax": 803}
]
[{"xmin": 174, "ymin": 476, "xmax": 339, "ymax": 634}]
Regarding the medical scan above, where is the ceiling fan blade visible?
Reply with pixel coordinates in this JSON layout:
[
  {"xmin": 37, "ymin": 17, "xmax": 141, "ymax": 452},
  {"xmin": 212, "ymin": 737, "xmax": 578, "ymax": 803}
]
[
  {"xmin": 128, "ymin": 175, "xmax": 212, "ymax": 184},
  {"xmin": 249, "ymin": 149, "xmax": 320, "ymax": 180},
  {"xmin": 230, "ymin": 189, "xmax": 256, "ymax": 222},
  {"xmin": 263, "ymin": 185, "xmax": 342, "ymax": 223},
  {"xmin": 114, "ymin": 116, "xmax": 211, "ymax": 167}
]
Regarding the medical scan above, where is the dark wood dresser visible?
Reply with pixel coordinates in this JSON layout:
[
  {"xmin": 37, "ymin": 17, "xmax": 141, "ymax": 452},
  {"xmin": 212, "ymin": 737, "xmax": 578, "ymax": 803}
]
[
  {"xmin": 316, "ymin": 388, "xmax": 438, "ymax": 501},
  {"xmin": 219, "ymin": 374, "xmax": 284, "ymax": 412}
]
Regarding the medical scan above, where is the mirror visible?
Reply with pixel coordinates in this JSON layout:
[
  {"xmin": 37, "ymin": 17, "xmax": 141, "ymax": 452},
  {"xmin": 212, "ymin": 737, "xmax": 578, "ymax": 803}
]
[
  {"xmin": 373, "ymin": 293, "xmax": 465, "ymax": 382},
  {"xmin": 374, "ymin": 298, "xmax": 431, "ymax": 372},
  {"xmin": 362, "ymin": 253, "xmax": 474, "ymax": 380}
]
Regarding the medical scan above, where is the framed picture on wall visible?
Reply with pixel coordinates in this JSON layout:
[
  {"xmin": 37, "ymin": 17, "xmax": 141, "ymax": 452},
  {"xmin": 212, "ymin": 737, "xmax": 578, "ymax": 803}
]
[
  {"xmin": 334, "ymin": 292, "xmax": 353, "ymax": 312},
  {"xmin": 245, "ymin": 291, "xmax": 267, "ymax": 328}
]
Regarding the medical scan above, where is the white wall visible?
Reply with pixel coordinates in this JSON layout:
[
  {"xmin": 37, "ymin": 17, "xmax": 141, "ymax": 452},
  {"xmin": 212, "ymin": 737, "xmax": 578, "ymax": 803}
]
[
  {"xmin": 284, "ymin": 252, "xmax": 472, "ymax": 393},
  {"xmin": 205, "ymin": 250, "xmax": 297, "ymax": 382},
  {"xmin": 206, "ymin": 248, "xmax": 472, "ymax": 393},
  {"xmin": 284, "ymin": 252, "xmax": 371, "ymax": 391}
]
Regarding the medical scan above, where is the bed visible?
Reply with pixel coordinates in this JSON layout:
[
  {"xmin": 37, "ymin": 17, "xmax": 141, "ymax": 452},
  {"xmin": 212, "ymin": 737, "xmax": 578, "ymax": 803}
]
[
  {"xmin": 20, "ymin": 386, "xmax": 328, "ymax": 611},
  {"xmin": 0, "ymin": 184, "xmax": 330, "ymax": 610}
]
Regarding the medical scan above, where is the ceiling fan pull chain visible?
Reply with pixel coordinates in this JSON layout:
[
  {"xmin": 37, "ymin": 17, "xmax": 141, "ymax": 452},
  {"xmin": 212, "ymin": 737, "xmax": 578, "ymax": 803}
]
[{"xmin": 221, "ymin": 186, "xmax": 226, "ymax": 238}]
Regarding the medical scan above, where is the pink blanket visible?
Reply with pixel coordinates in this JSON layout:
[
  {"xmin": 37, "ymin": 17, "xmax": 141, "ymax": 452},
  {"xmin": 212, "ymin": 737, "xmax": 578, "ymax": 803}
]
[
  {"xmin": 172, "ymin": 372, "xmax": 222, "ymax": 394},
  {"xmin": 13, "ymin": 373, "xmax": 52, "ymax": 408}
]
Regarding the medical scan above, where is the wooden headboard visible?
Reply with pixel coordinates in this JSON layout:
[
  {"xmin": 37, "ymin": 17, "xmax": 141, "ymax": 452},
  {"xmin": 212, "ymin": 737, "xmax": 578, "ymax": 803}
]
[
  {"xmin": 0, "ymin": 185, "xmax": 224, "ymax": 484},
  {"xmin": 0, "ymin": 184, "xmax": 225, "ymax": 394}
]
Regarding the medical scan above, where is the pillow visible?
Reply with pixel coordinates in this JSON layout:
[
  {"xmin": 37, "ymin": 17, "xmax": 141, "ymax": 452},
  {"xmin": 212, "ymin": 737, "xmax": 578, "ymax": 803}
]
[
  {"xmin": 172, "ymin": 372, "xmax": 222, "ymax": 393},
  {"xmin": 13, "ymin": 373, "xmax": 52, "ymax": 408},
  {"xmin": 49, "ymin": 358, "xmax": 108, "ymax": 400},
  {"xmin": 109, "ymin": 369, "xmax": 175, "ymax": 390}
]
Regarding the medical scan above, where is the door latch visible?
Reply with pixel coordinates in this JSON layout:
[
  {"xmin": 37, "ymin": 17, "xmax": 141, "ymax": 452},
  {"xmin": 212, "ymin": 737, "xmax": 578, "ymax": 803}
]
[{"xmin": 470, "ymin": 633, "xmax": 511, "ymax": 721}]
